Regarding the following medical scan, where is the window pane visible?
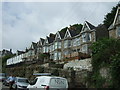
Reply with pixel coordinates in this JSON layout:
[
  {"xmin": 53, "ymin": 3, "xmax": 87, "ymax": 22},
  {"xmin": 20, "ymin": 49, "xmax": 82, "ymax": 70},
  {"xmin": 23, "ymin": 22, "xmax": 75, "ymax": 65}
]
[
  {"xmin": 118, "ymin": 26, "xmax": 120, "ymax": 36},
  {"xmin": 82, "ymin": 33, "xmax": 87, "ymax": 42}
]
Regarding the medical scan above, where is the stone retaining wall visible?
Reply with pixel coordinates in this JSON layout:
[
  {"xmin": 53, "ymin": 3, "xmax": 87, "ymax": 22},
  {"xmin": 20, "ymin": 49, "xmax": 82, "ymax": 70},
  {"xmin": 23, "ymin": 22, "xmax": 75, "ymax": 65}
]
[{"xmin": 6, "ymin": 63, "xmax": 89, "ymax": 88}]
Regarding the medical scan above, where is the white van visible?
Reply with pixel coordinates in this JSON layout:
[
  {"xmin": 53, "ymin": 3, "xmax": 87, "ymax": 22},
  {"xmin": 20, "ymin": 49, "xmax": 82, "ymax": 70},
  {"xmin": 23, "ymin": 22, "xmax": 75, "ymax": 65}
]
[{"xmin": 27, "ymin": 76, "xmax": 68, "ymax": 90}]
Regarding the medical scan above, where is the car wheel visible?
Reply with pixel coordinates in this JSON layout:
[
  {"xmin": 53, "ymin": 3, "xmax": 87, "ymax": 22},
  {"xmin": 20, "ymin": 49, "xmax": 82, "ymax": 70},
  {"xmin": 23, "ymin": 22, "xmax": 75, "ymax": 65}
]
[{"xmin": 15, "ymin": 85, "xmax": 18, "ymax": 90}]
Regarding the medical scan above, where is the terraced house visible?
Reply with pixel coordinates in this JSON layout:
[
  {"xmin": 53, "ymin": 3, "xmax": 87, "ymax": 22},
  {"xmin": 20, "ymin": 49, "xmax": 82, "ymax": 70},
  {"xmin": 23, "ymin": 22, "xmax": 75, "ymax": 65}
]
[
  {"xmin": 6, "ymin": 21, "xmax": 108, "ymax": 66},
  {"xmin": 109, "ymin": 6, "xmax": 120, "ymax": 38},
  {"xmin": 63, "ymin": 21, "xmax": 108, "ymax": 62}
]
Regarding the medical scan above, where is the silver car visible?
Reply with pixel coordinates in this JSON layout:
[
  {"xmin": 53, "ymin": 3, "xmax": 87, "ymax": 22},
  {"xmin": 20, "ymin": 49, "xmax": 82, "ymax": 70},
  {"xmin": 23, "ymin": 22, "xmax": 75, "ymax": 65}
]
[{"xmin": 12, "ymin": 77, "xmax": 29, "ymax": 90}]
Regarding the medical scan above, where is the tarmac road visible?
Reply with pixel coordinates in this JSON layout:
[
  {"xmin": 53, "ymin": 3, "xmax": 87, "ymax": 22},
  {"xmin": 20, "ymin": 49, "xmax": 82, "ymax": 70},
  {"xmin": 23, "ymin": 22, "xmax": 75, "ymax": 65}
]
[{"xmin": 0, "ymin": 81, "xmax": 9, "ymax": 90}]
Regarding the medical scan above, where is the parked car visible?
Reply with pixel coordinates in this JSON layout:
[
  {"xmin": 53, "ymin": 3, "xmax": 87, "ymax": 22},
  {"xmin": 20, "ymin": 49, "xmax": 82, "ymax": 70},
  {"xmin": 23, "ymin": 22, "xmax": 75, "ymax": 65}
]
[
  {"xmin": 12, "ymin": 77, "xmax": 29, "ymax": 90},
  {"xmin": 0, "ymin": 73, "xmax": 6, "ymax": 82},
  {"xmin": 0, "ymin": 76, "xmax": 6, "ymax": 82},
  {"xmin": 3, "ymin": 77, "xmax": 10, "ymax": 86},
  {"xmin": 27, "ymin": 76, "xmax": 68, "ymax": 90}
]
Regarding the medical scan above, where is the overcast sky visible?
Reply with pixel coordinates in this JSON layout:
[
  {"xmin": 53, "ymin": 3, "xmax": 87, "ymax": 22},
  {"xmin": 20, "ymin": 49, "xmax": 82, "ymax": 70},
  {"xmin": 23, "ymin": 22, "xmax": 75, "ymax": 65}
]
[{"xmin": 2, "ymin": 2, "xmax": 118, "ymax": 53}]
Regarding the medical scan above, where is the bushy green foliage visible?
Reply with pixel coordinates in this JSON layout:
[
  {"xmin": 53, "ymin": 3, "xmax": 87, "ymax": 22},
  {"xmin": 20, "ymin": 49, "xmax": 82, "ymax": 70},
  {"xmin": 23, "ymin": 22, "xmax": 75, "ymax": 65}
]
[
  {"xmin": 60, "ymin": 27, "xmax": 68, "ymax": 34},
  {"xmin": 2, "ymin": 54, "xmax": 15, "ymax": 64},
  {"xmin": 103, "ymin": 4, "xmax": 120, "ymax": 28},
  {"xmin": 70, "ymin": 24, "xmax": 83, "ymax": 31},
  {"xmin": 39, "ymin": 53, "xmax": 49, "ymax": 59},
  {"xmin": 60, "ymin": 24, "xmax": 83, "ymax": 34},
  {"xmin": 89, "ymin": 38, "xmax": 120, "ymax": 88},
  {"xmin": 110, "ymin": 53, "xmax": 120, "ymax": 88},
  {"xmin": 2, "ymin": 54, "xmax": 15, "ymax": 73},
  {"xmin": 51, "ymin": 69, "xmax": 59, "ymax": 76}
]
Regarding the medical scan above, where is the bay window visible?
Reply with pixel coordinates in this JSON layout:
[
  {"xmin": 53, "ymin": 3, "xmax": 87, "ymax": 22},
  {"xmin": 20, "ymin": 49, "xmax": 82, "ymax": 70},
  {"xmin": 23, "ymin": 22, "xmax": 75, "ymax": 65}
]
[
  {"xmin": 117, "ymin": 26, "xmax": 120, "ymax": 36},
  {"xmin": 43, "ymin": 46, "xmax": 46, "ymax": 53},
  {"xmin": 53, "ymin": 52, "xmax": 61, "ymax": 60},
  {"xmin": 64, "ymin": 40, "xmax": 71, "ymax": 48},
  {"xmin": 54, "ymin": 52, "xmax": 57, "ymax": 60},
  {"xmin": 82, "ymin": 44, "xmax": 87, "ymax": 53},
  {"xmin": 82, "ymin": 33, "xmax": 92, "ymax": 42},
  {"xmin": 54, "ymin": 42, "xmax": 61, "ymax": 49},
  {"xmin": 82, "ymin": 33, "xmax": 87, "ymax": 42},
  {"xmin": 54, "ymin": 42, "xmax": 58, "ymax": 49},
  {"xmin": 73, "ymin": 38, "xmax": 80, "ymax": 46}
]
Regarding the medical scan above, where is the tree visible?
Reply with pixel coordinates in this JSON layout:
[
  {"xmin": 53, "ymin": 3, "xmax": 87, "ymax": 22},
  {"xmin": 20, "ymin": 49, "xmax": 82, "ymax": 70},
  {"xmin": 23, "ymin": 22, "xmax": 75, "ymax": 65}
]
[
  {"xmin": 103, "ymin": 3, "xmax": 120, "ymax": 28},
  {"xmin": 59, "ymin": 24, "xmax": 83, "ymax": 34},
  {"xmin": 1, "ymin": 54, "xmax": 15, "ymax": 73},
  {"xmin": 60, "ymin": 27, "xmax": 68, "ymax": 34},
  {"xmin": 89, "ymin": 38, "xmax": 120, "ymax": 88}
]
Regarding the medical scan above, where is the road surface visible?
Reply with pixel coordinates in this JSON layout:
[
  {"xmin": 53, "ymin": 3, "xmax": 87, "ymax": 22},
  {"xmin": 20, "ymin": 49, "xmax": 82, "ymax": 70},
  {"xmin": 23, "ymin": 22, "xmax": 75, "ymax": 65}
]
[{"xmin": 0, "ymin": 82, "xmax": 9, "ymax": 90}]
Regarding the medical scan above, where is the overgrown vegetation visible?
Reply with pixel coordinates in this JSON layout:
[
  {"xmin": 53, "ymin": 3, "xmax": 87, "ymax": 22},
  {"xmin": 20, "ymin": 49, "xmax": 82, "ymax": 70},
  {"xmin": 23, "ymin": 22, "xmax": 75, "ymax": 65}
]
[
  {"xmin": 60, "ymin": 24, "xmax": 83, "ymax": 34},
  {"xmin": 103, "ymin": 3, "xmax": 120, "ymax": 28},
  {"xmin": 39, "ymin": 53, "xmax": 50, "ymax": 60},
  {"xmin": 1, "ymin": 54, "xmax": 15, "ymax": 73},
  {"xmin": 69, "ymin": 24, "xmax": 83, "ymax": 32},
  {"xmin": 87, "ymin": 38, "xmax": 120, "ymax": 88}
]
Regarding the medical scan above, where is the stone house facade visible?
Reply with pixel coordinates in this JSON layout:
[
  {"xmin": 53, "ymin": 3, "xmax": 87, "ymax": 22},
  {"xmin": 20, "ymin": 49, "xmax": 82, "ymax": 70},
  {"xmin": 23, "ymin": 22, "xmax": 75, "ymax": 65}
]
[
  {"xmin": 0, "ymin": 49, "xmax": 13, "ymax": 57},
  {"xmin": 109, "ymin": 6, "xmax": 120, "ymax": 38},
  {"xmin": 37, "ymin": 21, "xmax": 108, "ymax": 62},
  {"xmin": 6, "ymin": 21, "xmax": 108, "ymax": 66}
]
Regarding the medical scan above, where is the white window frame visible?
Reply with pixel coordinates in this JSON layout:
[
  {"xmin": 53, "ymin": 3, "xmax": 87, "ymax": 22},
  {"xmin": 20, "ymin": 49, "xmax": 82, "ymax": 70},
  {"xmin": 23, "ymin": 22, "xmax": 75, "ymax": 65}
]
[
  {"xmin": 58, "ymin": 52, "xmax": 61, "ymax": 60},
  {"xmin": 64, "ymin": 40, "xmax": 68, "ymax": 48},
  {"xmin": 58, "ymin": 42, "xmax": 61, "ymax": 49},
  {"xmin": 117, "ymin": 26, "xmax": 120, "ymax": 37},
  {"xmin": 82, "ymin": 45, "xmax": 87, "ymax": 52},
  {"xmin": 82, "ymin": 33, "xmax": 87, "ymax": 42},
  {"xmin": 87, "ymin": 33, "xmax": 92, "ymax": 41},
  {"xmin": 54, "ymin": 52, "xmax": 57, "ymax": 60},
  {"xmin": 54, "ymin": 42, "xmax": 58, "ymax": 49},
  {"xmin": 73, "ymin": 38, "xmax": 80, "ymax": 46}
]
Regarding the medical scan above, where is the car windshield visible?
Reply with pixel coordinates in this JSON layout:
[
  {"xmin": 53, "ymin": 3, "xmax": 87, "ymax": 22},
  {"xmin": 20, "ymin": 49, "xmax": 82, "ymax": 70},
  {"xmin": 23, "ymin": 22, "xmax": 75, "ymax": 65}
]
[{"xmin": 18, "ymin": 79, "xmax": 28, "ymax": 83}]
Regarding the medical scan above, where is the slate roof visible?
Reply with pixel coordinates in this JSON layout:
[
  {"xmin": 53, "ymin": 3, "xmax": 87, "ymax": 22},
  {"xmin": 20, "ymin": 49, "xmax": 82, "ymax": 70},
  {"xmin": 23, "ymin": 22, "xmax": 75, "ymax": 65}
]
[
  {"xmin": 17, "ymin": 50, "xmax": 25, "ymax": 55},
  {"xmin": 47, "ymin": 33, "xmax": 56, "ymax": 44},
  {"xmin": 85, "ymin": 21, "xmax": 96, "ymax": 30},
  {"xmin": 32, "ymin": 42, "xmax": 37, "ymax": 49},
  {"xmin": 69, "ymin": 29, "xmax": 81, "ymax": 37},
  {"xmin": 59, "ymin": 30, "xmax": 67, "ymax": 39},
  {"xmin": 40, "ymin": 38, "xmax": 45, "ymax": 45},
  {"xmin": 0, "ymin": 49, "xmax": 13, "ymax": 56}
]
